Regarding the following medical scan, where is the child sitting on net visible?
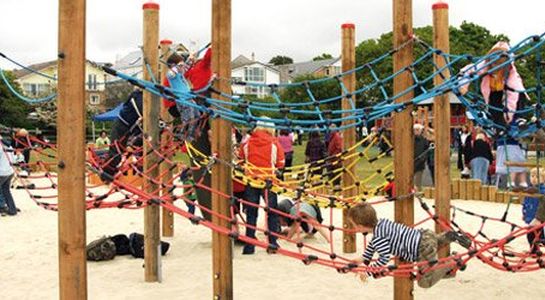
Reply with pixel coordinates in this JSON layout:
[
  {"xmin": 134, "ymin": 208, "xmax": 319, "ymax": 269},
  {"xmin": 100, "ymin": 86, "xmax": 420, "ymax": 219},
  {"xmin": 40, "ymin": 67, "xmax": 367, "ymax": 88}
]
[
  {"xmin": 520, "ymin": 167, "xmax": 545, "ymax": 254},
  {"xmin": 348, "ymin": 202, "xmax": 472, "ymax": 288},
  {"xmin": 277, "ymin": 198, "xmax": 330, "ymax": 243}
]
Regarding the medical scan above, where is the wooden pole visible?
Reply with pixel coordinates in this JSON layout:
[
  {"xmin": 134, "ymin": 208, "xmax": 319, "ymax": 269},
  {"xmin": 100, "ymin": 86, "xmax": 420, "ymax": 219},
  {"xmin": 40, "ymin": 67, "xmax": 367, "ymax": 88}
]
[
  {"xmin": 142, "ymin": 2, "xmax": 161, "ymax": 282},
  {"xmin": 211, "ymin": 0, "xmax": 233, "ymax": 299},
  {"xmin": 432, "ymin": 1, "xmax": 451, "ymax": 259},
  {"xmin": 393, "ymin": 0, "xmax": 414, "ymax": 299},
  {"xmin": 341, "ymin": 23, "xmax": 357, "ymax": 253},
  {"xmin": 160, "ymin": 39, "xmax": 175, "ymax": 237},
  {"xmin": 58, "ymin": 0, "xmax": 87, "ymax": 298}
]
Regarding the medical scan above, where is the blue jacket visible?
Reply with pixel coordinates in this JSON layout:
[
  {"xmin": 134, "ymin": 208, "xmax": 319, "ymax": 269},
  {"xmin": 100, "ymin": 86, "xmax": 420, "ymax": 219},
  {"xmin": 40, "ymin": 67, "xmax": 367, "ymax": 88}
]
[{"xmin": 522, "ymin": 184, "xmax": 545, "ymax": 224}]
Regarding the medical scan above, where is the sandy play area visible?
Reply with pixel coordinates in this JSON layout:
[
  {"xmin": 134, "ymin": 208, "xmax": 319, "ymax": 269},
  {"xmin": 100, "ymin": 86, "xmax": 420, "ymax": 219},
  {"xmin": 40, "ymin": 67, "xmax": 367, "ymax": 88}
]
[{"xmin": 1, "ymin": 176, "xmax": 544, "ymax": 300}]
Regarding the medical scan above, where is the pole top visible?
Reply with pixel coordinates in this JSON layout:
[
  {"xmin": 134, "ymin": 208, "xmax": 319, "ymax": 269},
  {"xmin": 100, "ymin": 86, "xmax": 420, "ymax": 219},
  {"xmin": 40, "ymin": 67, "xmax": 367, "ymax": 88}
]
[
  {"xmin": 432, "ymin": 2, "xmax": 448, "ymax": 9},
  {"xmin": 160, "ymin": 39, "xmax": 173, "ymax": 45},
  {"xmin": 341, "ymin": 23, "xmax": 355, "ymax": 29},
  {"xmin": 143, "ymin": 2, "xmax": 160, "ymax": 10}
]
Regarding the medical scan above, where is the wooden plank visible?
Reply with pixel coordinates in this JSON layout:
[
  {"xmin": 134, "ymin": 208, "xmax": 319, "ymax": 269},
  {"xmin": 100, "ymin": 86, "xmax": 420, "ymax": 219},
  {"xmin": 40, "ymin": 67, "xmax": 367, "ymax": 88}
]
[
  {"xmin": 393, "ymin": 0, "xmax": 414, "ymax": 298},
  {"xmin": 468, "ymin": 179, "xmax": 480, "ymax": 200},
  {"xmin": 57, "ymin": 0, "xmax": 87, "ymax": 298},
  {"xmin": 160, "ymin": 39, "xmax": 175, "ymax": 237},
  {"xmin": 481, "ymin": 186, "xmax": 489, "ymax": 202},
  {"xmin": 341, "ymin": 23, "xmax": 357, "ymax": 253},
  {"xmin": 488, "ymin": 186, "xmax": 497, "ymax": 202},
  {"xmin": 211, "ymin": 1, "xmax": 234, "ymax": 299},
  {"xmin": 451, "ymin": 179, "xmax": 460, "ymax": 199},
  {"xmin": 142, "ymin": 2, "xmax": 161, "ymax": 282},
  {"xmin": 459, "ymin": 179, "xmax": 467, "ymax": 200}
]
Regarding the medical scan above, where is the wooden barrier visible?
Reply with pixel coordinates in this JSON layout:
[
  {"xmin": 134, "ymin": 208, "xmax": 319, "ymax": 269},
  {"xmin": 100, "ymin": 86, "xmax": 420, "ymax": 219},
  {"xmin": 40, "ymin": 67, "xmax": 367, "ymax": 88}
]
[{"xmin": 423, "ymin": 180, "xmax": 530, "ymax": 205}]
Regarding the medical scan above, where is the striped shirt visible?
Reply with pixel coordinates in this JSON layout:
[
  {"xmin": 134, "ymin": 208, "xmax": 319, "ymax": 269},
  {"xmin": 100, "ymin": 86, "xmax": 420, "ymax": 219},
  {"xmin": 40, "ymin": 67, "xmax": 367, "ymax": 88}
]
[{"xmin": 362, "ymin": 219, "xmax": 422, "ymax": 273}]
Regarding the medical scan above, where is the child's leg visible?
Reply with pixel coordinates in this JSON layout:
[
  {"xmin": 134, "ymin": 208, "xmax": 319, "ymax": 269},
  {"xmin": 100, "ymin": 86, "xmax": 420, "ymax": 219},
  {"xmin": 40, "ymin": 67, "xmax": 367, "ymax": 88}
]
[{"xmin": 417, "ymin": 230, "xmax": 452, "ymax": 288}]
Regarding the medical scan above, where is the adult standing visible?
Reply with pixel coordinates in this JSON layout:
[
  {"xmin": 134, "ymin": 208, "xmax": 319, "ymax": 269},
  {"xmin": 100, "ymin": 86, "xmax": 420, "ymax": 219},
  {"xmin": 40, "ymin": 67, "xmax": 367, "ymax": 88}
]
[
  {"xmin": 469, "ymin": 133, "xmax": 494, "ymax": 184},
  {"xmin": 0, "ymin": 136, "xmax": 17, "ymax": 216},
  {"xmin": 413, "ymin": 123, "xmax": 430, "ymax": 191},
  {"xmin": 239, "ymin": 118, "xmax": 285, "ymax": 255}
]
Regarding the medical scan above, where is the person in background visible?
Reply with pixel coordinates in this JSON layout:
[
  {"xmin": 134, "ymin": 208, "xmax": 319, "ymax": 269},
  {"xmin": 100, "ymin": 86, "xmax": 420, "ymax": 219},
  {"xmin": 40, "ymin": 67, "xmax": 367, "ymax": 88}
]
[
  {"xmin": 305, "ymin": 131, "xmax": 326, "ymax": 178},
  {"xmin": 278, "ymin": 129, "xmax": 294, "ymax": 169},
  {"xmin": 95, "ymin": 130, "xmax": 111, "ymax": 149},
  {"xmin": 469, "ymin": 132, "xmax": 494, "ymax": 184},
  {"xmin": 413, "ymin": 123, "xmax": 430, "ymax": 191},
  {"xmin": 0, "ymin": 136, "xmax": 17, "ymax": 216},
  {"xmin": 327, "ymin": 125, "xmax": 343, "ymax": 187}
]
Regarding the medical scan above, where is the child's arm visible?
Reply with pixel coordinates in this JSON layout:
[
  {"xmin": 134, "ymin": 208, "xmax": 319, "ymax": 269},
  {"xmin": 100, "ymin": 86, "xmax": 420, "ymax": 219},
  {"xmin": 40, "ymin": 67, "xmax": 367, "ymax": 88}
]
[
  {"xmin": 363, "ymin": 237, "xmax": 391, "ymax": 277},
  {"xmin": 532, "ymin": 195, "xmax": 545, "ymax": 225},
  {"xmin": 315, "ymin": 225, "xmax": 331, "ymax": 243},
  {"xmin": 287, "ymin": 223, "xmax": 302, "ymax": 242}
]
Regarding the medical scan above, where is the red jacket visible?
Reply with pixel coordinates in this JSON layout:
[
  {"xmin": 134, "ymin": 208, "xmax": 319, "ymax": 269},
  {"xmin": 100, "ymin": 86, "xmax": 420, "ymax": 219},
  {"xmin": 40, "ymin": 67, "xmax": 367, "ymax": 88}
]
[
  {"xmin": 239, "ymin": 130, "xmax": 285, "ymax": 178},
  {"xmin": 162, "ymin": 48, "xmax": 212, "ymax": 108},
  {"xmin": 327, "ymin": 131, "xmax": 343, "ymax": 156}
]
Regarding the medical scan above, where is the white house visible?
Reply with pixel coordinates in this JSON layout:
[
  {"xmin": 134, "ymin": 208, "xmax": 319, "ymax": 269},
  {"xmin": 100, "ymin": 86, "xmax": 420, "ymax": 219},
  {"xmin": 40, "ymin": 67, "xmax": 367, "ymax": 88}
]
[{"xmin": 231, "ymin": 55, "xmax": 280, "ymax": 98}]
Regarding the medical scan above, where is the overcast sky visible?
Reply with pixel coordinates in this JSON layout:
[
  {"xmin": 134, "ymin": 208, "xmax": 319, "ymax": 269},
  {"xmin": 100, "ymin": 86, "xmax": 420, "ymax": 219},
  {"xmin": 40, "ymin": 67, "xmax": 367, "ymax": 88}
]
[{"xmin": 1, "ymin": 0, "xmax": 544, "ymax": 70}]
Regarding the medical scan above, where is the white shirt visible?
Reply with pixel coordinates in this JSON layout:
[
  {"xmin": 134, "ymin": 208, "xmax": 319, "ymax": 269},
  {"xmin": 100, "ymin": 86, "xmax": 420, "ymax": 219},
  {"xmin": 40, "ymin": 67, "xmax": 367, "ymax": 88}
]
[{"xmin": 0, "ymin": 142, "xmax": 15, "ymax": 177}]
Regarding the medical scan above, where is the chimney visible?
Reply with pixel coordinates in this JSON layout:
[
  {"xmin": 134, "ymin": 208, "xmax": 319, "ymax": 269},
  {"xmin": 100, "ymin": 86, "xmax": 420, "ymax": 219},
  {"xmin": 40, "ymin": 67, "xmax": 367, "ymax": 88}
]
[{"xmin": 251, "ymin": 52, "xmax": 255, "ymax": 61}]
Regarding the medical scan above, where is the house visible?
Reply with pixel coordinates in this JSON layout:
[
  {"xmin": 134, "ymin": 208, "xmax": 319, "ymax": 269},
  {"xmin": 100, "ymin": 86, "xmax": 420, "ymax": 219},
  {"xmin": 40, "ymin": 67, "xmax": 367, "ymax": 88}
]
[
  {"xmin": 231, "ymin": 54, "xmax": 280, "ymax": 98},
  {"xmin": 14, "ymin": 60, "xmax": 109, "ymax": 110},
  {"xmin": 276, "ymin": 58, "xmax": 342, "ymax": 84}
]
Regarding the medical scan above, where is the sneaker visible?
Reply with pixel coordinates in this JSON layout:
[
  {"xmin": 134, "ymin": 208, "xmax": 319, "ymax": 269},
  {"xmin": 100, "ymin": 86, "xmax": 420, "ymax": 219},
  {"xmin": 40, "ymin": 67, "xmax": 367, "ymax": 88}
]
[
  {"xmin": 242, "ymin": 245, "xmax": 255, "ymax": 255},
  {"xmin": 0, "ymin": 207, "xmax": 7, "ymax": 217},
  {"xmin": 446, "ymin": 231, "xmax": 472, "ymax": 249}
]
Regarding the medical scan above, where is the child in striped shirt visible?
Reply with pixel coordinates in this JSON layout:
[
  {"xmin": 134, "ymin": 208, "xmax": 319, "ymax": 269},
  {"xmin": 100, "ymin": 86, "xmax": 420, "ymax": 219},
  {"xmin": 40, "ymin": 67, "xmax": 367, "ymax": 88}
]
[{"xmin": 348, "ymin": 202, "xmax": 471, "ymax": 288}]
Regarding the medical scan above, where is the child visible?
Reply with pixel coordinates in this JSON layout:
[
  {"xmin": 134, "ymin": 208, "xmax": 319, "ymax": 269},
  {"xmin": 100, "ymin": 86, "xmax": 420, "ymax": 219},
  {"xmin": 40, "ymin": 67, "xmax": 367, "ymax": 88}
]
[
  {"xmin": 277, "ymin": 199, "xmax": 330, "ymax": 243},
  {"xmin": 348, "ymin": 202, "xmax": 471, "ymax": 288},
  {"xmin": 521, "ymin": 168, "xmax": 545, "ymax": 253}
]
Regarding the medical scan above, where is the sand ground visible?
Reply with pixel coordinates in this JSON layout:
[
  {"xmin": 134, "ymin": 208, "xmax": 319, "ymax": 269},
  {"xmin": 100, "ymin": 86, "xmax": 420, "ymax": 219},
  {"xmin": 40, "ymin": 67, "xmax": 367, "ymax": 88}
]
[{"xmin": 1, "ymin": 176, "xmax": 544, "ymax": 300}]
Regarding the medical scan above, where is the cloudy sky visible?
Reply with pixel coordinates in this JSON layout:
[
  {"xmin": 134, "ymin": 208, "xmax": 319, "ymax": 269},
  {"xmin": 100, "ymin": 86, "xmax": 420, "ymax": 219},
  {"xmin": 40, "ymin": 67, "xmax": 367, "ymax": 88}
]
[{"xmin": 1, "ymin": 0, "xmax": 544, "ymax": 70}]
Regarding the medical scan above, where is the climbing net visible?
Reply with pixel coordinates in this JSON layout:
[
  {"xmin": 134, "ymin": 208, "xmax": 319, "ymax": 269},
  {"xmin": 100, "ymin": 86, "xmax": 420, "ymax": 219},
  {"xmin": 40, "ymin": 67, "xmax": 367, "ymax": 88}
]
[{"xmin": 1, "ymin": 32, "xmax": 545, "ymax": 281}]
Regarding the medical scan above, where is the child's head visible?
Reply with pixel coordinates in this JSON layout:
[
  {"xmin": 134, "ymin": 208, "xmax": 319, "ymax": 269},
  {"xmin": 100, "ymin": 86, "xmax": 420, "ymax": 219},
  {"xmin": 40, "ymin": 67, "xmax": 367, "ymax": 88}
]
[
  {"xmin": 348, "ymin": 202, "xmax": 378, "ymax": 233},
  {"xmin": 530, "ymin": 168, "xmax": 545, "ymax": 186},
  {"xmin": 277, "ymin": 199, "xmax": 294, "ymax": 227}
]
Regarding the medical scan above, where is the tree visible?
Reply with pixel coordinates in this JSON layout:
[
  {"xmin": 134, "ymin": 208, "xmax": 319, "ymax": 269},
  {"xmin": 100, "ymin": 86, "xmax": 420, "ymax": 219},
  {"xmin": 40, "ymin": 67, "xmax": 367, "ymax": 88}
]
[
  {"xmin": 279, "ymin": 74, "xmax": 342, "ymax": 122},
  {"xmin": 0, "ymin": 70, "xmax": 34, "ymax": 128},
  {"xmin": 354, "ymin": 22, "xmax": 514, "ymax": 107},
  {"xmin": 312, "ymin": 53, "xmax": 333, "ymax": 61},
  {"xmin": 269, "ymin": 55, "xmax": 294, "ymax": 66}
]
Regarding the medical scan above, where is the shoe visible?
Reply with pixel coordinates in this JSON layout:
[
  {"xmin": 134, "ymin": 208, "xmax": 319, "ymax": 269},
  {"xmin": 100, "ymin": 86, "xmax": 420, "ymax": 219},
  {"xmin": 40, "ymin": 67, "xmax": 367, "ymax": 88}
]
[
  {"xmin": 266, "ymin": 242, "xmax": 280, "ymax": 254},
  {"xmin": 0, "ymin": 207, "xmax": 7, "ymax": 217},
  {"xmin": 242, "ymin": 245, "xmax": 255, "ymax": 255},
  {"xmin": 446, "ymin": 231, "xmax": 472, "ymax": 249},
  {"xmin": 444, "ymin": 268, "xmax": 457, "ymax": 279}
]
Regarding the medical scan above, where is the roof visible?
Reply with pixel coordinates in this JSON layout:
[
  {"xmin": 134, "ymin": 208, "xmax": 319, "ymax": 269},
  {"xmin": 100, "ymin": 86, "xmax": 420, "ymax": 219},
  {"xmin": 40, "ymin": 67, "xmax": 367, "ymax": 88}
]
[
  {"xmin": 13, "ymin": 59, "xmax": 105, "ymax": 79},
  {"xmin": 112, "ymin": 50, "xmax": 142, "ymax": 71},
  {"xmin": 417, "ymin": 93, "xmax": 461, "ymax": 105},
  {"xmin": 277, "ymin": 57, "xmax": 340, "ymax": 79},
  {"xmin": 13, "ymin": 60, "xmax": 57, "ymax": 79},
  {"xmin": 231, "ymin": 55, "xmax": 253, "ymax": 69}
]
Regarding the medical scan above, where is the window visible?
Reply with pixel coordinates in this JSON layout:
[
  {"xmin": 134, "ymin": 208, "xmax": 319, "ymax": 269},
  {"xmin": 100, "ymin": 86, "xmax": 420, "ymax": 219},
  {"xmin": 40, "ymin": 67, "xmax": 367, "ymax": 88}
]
[
  {"xmin": 23, "ymin": 83, "xmax": 50, "ymax": 96},
  {"xmin": 244, "ymin": 67, "xmax": 264, "ymax": 82},
  {"xmin": 90, "ymin": 94, "xmax": 100, "ymax": 105},
  {"xmin": 87, "ymin": 74, "xmax": 97, "ymax": 90}
]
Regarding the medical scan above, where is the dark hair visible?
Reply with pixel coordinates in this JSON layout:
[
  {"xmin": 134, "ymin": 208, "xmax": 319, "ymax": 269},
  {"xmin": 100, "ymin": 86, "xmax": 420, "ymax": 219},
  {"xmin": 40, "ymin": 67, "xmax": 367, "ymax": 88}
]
[
  {"xmin": 309, "ymin": 131, "xmax": 320, "ymax": 140},
  {"xmin": 167, "ymin": 52, "xmax": 184, "ymax": 65},
  {"xmin": 348, "ymin": 202, "xmax": 378, "ymax": 228},
  {"xmin": 280, "ymin": 129, "xmax": 290, "ymax": 136},
  {"xmin": 100, "ymin": 130, "xmax": 107, "ymax": 135}
]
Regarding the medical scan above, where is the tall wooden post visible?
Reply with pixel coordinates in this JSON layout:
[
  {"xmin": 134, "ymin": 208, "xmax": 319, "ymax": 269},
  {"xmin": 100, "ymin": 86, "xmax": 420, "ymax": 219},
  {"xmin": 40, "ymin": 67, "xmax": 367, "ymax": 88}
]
[
  {"xmin": 432, "ymin": 1, "xmax": 451, "ymax": 259},
  {"xmin": 211, "ymin": 0, "xmax": 233, "ymax": 299},
  {"xmin": 393, "ymin": 0, "xmax": 414, "ymax": 299},
  {"xmin": 160, "ymin": 39, "xmax": 175, "ymax": 237},
  {"xmin": 142, "ymin": 2, "xmax": 161, "ymax": 282},
  {"xmin": 58, "ymin": 0, "xmax": 87, "ymax": 298},
  {"xmin": 341, "ymin": 23, "xmax": 357, "ymax": 253}
]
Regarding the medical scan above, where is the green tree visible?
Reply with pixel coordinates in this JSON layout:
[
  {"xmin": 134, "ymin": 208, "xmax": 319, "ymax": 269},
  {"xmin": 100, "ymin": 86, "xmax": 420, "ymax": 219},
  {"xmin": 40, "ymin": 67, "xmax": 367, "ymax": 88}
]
[
  {"xmin": 312, "ymin": 53, "xmax": 333, "ymax": 61},
  {"xmin": 279, "ymin": 74, "xmax": 342, "ymax": 122},
  {"xmin": 269, "ymin": 55, "xmax": 293, "ymax": 66},
  {"xmin": 0, "ymin": 70, "xmax": 34, "ymax": 128}
]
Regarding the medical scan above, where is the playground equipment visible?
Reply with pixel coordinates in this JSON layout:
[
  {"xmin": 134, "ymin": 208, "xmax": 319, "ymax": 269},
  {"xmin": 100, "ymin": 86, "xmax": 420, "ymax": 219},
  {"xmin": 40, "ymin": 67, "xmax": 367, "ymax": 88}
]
[{"xmin": 3, "ymin": 1, "xmax": 545, "ymax": 300}]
